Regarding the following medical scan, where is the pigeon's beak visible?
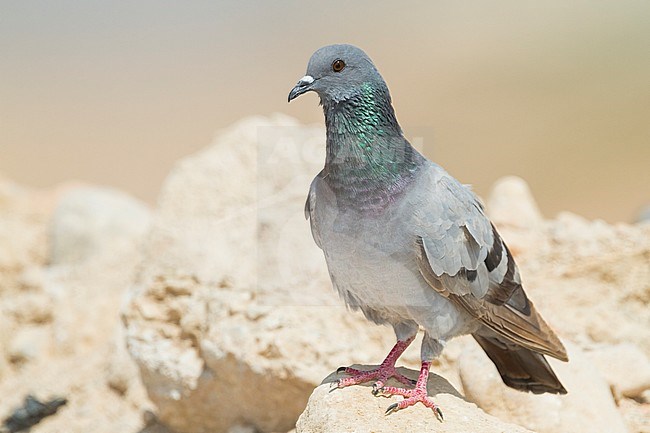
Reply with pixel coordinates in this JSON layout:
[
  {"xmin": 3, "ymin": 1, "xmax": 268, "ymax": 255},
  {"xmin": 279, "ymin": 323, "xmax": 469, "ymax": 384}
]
[{"xmin": 288, "ymin": 75, "xmax": 315, "ymax": 102}]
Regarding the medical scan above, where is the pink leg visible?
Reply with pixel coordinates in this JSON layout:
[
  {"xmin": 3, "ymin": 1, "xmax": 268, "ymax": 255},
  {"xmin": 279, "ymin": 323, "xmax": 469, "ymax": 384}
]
[
  {"xmin": 335, "ymin": 336, "xmax": 416, "ymax": 391},
  {"xmin": 378, "ymin": 361, "xmax": 443, "ymax": 420}
]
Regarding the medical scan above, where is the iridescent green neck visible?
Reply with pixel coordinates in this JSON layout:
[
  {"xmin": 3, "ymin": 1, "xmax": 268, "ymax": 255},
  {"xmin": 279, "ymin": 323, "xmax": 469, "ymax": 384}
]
[{"xmin": 322, "ymin": 82, "xmax": 424, "ymax": 210}]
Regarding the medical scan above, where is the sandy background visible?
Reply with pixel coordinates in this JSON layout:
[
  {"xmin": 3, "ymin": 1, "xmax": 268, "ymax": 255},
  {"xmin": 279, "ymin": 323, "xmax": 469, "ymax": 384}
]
[{"xmin": 1, "ymin": 1, "xmax": 649, "ymax": 222}]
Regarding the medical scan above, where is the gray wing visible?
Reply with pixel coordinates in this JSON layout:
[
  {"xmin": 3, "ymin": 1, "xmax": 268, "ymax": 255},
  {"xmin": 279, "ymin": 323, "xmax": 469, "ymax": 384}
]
[
  {"xmin": 414, "ymin": 167, "xmax": 567, "ymax": 361},
  {"xmin": 304, "ymin": 173, "xmax": 323, "ymax": 249}
]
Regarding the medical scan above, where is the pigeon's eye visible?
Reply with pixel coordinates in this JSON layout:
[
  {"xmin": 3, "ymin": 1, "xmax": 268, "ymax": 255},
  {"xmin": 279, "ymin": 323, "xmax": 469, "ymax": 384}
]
[{"xmin": 332, "ymin": 59, "xmax": 346, "ymax": 72}]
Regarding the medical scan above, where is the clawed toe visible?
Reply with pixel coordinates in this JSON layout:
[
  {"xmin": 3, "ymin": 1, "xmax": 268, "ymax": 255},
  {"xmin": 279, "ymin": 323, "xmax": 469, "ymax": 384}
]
[
  {"xmin": 334, "ymin": 358, "xmax": 441, "ymax": 420},
  {"xmin": 371, "ymin": 383, "xmax": 385, "ymax": 396},
  {"xmin": 380, "ymin": 384, "xmax": 443, "ymax": 421},
  {"xmin": 333, "ymin": 364, "xmax": 413, "ymax": 391},
  {"xmin": 383, "ymin": 393, "xmax": 444, "ymax": 420},
  {"xmin": 385, "ymin": 402, "xmax": 399, "ymax": 415}
]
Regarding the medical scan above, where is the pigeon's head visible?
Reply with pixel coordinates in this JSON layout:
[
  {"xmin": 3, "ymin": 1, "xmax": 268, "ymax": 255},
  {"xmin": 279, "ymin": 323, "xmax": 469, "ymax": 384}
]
[{"xmin": 288, "ymin": 44, "xmax": 385, "ymax": 105}]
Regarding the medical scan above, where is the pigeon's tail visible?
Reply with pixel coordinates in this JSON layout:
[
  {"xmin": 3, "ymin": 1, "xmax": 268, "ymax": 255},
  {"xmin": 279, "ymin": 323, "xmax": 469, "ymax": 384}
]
[{"xmin": 472, "ymin": 332, "xmax": 567, "ymax": 395}]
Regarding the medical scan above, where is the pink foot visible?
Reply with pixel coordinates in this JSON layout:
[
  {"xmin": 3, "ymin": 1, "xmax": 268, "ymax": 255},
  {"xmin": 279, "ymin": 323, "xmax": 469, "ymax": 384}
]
[
  {"xmin": 336, "ymin": 364, "xmax": 416, "ymax": 391},
  {"xmin": 377, "ymin": 361, "xmax": 444, "ymax": 420},
  {"xmin": 334, "ymin": 337, "xmax": 416, "ymax": 392}
]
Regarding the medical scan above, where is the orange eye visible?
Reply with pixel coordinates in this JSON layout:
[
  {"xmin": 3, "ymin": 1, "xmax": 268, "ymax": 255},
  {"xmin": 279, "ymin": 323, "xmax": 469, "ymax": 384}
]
[{"xmin": 332, "ymin": 59, "xmax": 346, "ymax": 72}]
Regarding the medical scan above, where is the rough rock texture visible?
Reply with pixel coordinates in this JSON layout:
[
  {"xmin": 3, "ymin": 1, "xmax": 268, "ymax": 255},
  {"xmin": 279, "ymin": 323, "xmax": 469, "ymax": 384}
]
[
  {"xmin": 460, "ymin": 342, "xmax": 628, "ymax": 433},
  {"xmin": 587, "ymin": 343, "xmax": 650, "ymax": 400},
  {"xmin": 0, "ymin": 178, "xmax": 153, "ymax": 433},
  {"xmin": 6, "ymin": 117, "xmax": 645, "ymax": 433},
  {"xmin": 123, "ymin": 118, "xmax": 650, "ymax": 433},
  {"xmin": 123, "ymin": 115, "xmax": 404, "ymax": 433},
  {"xmin": 296, "ymin": 367, "xmax": 533, "ymax": 433}
]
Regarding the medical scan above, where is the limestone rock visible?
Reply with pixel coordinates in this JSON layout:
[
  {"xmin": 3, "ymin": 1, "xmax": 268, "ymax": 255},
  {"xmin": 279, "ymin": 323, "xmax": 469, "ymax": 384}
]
[
  {"xmin": 459, "ymin": 341, "xmax": 628, "ymax": 433},
  {"xmin": 124, "ymin": 124, "xmax": 650, "ymax": 433},
  {"xmin": 587, "ymin": 343, "xmax": 650, "ymax": 399},
  {"xmin": 49, "ymin": 186, "xmax": 151, "ymax": 265},
  {"xmin": 124, "ymin": 115, "xmax": 397, "ymax": 433},
  {"xmin": 296, "ymin": 367, "xmax": 533, "ymax": 433},
  {"xmin": 487, "ymin": 176, "xmax": 544, "ymax": 229},
  {"xmin": 3, "ymin": 118, "xmax": 649, "ymax": 433}
]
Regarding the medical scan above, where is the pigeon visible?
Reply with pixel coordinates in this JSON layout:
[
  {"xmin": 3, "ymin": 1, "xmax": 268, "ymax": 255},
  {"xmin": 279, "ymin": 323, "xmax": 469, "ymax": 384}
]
[{"xmin": 288, "ymin": 44, "xmax": 568, "ymax": 418}]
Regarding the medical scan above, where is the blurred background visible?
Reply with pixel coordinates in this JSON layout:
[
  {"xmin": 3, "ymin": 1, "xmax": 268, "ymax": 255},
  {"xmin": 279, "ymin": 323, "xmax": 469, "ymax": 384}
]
[{"xmin": 2, "ymin": 0, "xmax": 649, "ymax": 222}]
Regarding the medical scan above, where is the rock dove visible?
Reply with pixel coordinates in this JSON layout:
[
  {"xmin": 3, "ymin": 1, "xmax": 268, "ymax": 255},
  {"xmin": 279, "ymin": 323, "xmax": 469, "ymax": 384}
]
[{"xmin": 288, "ymin": 44, "xmax": 568, "ymax": 417}]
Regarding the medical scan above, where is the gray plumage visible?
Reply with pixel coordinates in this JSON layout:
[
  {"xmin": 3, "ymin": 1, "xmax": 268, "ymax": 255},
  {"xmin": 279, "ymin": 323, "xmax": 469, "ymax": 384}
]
[{"xmin": 290, "ymin": 44, "xmax": 567, "ymax": 397}]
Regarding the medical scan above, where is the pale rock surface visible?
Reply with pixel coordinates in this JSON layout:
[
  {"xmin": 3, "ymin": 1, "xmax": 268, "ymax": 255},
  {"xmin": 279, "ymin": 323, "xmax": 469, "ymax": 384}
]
[
  {"xmin": 487, "ymin": 176, "xmax": 544, "ymax": 229},
  {"xmin": 521, "ymin": 211, "xmax": 650, "ymax": 355},
  {"xmin": 486, "ymin": 174, "xmax": 650, "ymax": 366},
  {"xmin": 459, "ymin": 341, "xmax": 628, "ymax": 433},
  {"xmin": 50, "ymin": 186, "xmax": 151, "ymax": 265},
  {"xmin": 0, "ymin": 177, "xmax": 153, "ymax": 433},
  {"xmin": 124, "ymin": 115, "xmax": 400, "ymax": 433},
  {"xmin": 485, "ymin": 176, "xmax": 547, "ymax": 258},
  {"xmin": 484, "ymin": 180, "xmax": 650, "ymax": 432},
  {"xmin": 0, "ymin": 178, "xmax": 51, "ymax": 292},
  {"xmin": 107, "ymin": 324, "xmax": 145, "ymax": 396},
  {"xmin": 6, "ymin": 118, "xmax": 644, "ymax": 433},
  {"xmin": 2, "ymin": 117, "xmax": 649, "ymax": 432},
  {"xmin": 7, "ymin": 326, "xmax": 50, "ymax": 364},
  {"xmin": 618, "ymin": 398, "xmax": 650, "ymax": 433},
  {"xmin": 124, "ymin": 116, "xmax": 650, "ymax": 432},
  {"xmin": 296, "ymin": 367, "xmax": 533, "ymax": 433},
  {"xmin": 587, "ymin": 343, "xmax": 650, "ymax": 399}
]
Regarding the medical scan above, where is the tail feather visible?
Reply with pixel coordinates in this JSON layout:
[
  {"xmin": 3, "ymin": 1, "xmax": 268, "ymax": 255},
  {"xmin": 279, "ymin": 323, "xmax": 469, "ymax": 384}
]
[{"xmin": 473, "ymin": 332, "xmax": 567, "ymax": 395}]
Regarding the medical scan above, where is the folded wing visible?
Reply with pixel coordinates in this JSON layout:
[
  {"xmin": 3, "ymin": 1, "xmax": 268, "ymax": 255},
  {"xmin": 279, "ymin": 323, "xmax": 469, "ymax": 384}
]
[{"xmin": 414, "ymin": 169, "xmax": 567, "ymax": 361}]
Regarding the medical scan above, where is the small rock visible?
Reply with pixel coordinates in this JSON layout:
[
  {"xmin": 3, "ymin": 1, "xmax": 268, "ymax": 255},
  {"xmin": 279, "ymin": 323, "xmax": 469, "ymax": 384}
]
[
  {"xmin": 487, "ymin": 176, "xmax": 543, "ymax": 229},
  {"xmin": 587, "ymin": 342, "xmax": 650, "ymax": 399},
  {"xmin": 296, "ymin": 367, "xmax": 533, "ymax": 433},
  {"xmin": 459, "ymin": 341, "xmax": 628, "ymax": 433},
  {"xmin": 1, "ymin": 395, "xmax": 67, "ymax": 433}
]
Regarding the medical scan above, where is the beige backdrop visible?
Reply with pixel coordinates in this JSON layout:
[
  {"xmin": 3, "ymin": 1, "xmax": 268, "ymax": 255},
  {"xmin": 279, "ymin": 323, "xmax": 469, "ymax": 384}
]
[{"xmin": 1, "ymin": 1, "xmax": 649, "ymax": 222}]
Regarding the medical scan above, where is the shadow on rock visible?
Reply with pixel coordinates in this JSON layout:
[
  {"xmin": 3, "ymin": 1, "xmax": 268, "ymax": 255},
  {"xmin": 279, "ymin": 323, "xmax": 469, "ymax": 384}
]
[
  {"xmin": 320, "ymin": 364, "xmax": 465, "ymax": 400},
  {"xmin": 300, "ymin": 365, "xmax": 532, "ymax": 433}
]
